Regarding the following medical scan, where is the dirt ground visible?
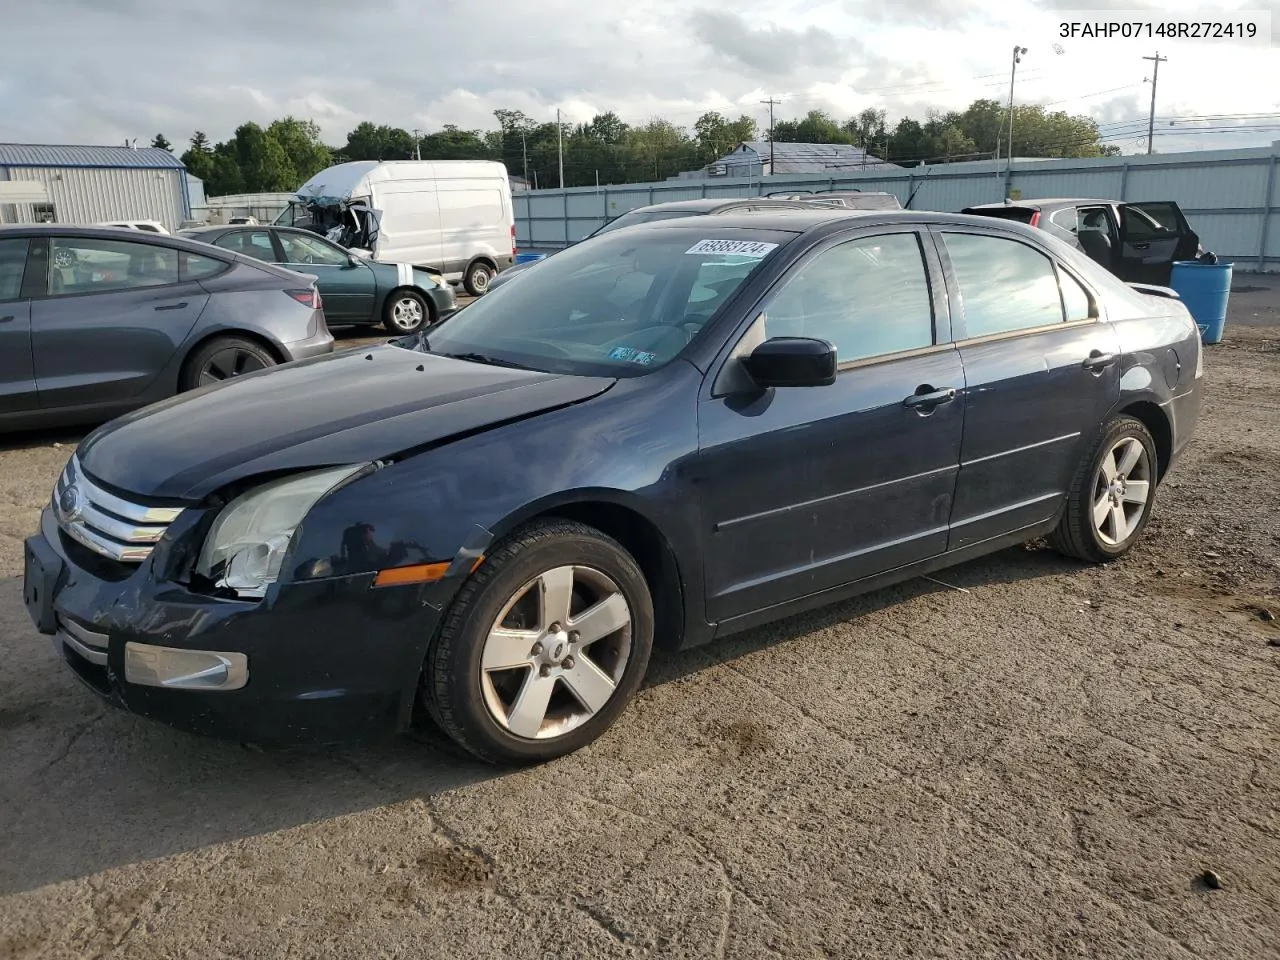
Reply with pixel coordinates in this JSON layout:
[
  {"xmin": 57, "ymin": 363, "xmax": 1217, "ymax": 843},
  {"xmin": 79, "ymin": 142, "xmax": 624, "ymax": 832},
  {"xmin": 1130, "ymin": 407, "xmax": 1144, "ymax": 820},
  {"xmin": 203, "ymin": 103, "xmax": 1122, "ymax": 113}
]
[{"xmin": 1, "ymin": 285, "xmax": 1278, "ymax": 959}]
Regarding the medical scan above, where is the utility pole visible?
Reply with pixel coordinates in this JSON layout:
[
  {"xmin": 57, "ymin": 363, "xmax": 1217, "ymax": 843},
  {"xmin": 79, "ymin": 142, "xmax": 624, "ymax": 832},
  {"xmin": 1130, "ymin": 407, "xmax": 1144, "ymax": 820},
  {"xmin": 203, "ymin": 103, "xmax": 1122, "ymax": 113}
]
[
  {"xmin": 760, "ymin": 97, "xmax": 781, "ymax": 174},
  {"xmin": 412, "ymin": 129, "xmax": 421, "ymax": 161},
  {"xmin": 1143, "ymin": 51, "xmax": 1167, "ymax": 154},
  {"xmin": 1005, "ymin": 45, "xmax": 1027, "ymax": 178},
  {"xmin": 556, "ymin": 108, "xmax": 564, "ymax": 189},
  {"xmin": 521, "ymin": 130, "xmax": 529, "ymax": 187}
]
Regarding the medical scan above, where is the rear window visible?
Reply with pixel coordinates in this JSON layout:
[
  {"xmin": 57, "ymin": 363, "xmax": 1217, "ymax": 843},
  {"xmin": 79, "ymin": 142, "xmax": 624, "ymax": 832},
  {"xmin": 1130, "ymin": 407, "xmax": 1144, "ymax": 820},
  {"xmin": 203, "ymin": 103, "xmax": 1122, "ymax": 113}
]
[{"xmin": 965, "ymin": 206, "xmax": 1039, "ymax": 224}]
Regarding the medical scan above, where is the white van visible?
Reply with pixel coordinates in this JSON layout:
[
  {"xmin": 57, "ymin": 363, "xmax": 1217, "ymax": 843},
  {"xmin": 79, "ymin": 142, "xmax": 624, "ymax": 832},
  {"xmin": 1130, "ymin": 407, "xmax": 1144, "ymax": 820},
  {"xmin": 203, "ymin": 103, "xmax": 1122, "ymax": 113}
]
[{"xmin": 276, "ymin": 160, "xmax": 515, "ymax": 295}]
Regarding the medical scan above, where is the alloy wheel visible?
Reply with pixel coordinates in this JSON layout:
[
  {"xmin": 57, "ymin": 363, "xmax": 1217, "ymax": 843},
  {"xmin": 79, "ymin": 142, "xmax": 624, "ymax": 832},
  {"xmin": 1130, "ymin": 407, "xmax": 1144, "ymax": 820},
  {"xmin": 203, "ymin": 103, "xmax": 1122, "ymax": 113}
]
[
  {"xmin": 198, "ymin": 347, "xmax": 268, "ymax": 387},
  {"xmin": 1092, "ymin": 436, "xmax": 1152, "ymax": 546},
  {"xmin": 479, "ymin": 565, "xmax": 632, "ymax": 740}
]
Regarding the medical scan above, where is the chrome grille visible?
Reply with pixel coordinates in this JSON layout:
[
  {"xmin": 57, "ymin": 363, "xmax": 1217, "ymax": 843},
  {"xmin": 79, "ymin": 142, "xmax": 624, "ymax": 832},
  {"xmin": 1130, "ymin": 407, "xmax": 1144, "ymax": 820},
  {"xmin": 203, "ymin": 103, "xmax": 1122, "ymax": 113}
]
[{"xmin": 53, "ymin": 455, "xmax": 184, "ymax": 563}]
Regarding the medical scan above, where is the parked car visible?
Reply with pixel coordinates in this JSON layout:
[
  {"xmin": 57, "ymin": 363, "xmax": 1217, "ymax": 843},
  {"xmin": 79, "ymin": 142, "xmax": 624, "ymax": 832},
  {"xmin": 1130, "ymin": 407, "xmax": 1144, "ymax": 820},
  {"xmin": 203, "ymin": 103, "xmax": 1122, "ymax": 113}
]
[
  {"xmin": 95, "ymin": 219, "xmax": 170, "ymax": 235},
  {"xmin": 0, "ymin": 225, "xmax": 332, "ymax": 431},
  {"xmin": 24, "ymin": 210, "xmax": 1202, "ymax": 765},
  {"xmin": 489, "ymin": 196, "xmax": 835, "ymax": 292},
  {"xmin": 275, "ymin": 159, "xmax": 515, "ymax": 295},
  {"xmin": 960, "ymin": 198, "xmax": 1207, "ymax": 286},
  {"xmin": 179, "ymin": 224, "xmax": 455, "ymax": 333},
  {"xmin": 227, "ymin": 216, "xmax": 259, "ymax": 225}
]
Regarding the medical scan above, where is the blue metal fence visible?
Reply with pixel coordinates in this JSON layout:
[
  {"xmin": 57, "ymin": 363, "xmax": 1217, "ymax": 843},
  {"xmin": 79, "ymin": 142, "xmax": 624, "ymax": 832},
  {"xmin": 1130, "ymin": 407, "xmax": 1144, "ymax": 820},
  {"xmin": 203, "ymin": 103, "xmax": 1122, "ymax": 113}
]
[{"xmin": 514, "ymin": 144, "xmax": 1280, "ymax": 271}]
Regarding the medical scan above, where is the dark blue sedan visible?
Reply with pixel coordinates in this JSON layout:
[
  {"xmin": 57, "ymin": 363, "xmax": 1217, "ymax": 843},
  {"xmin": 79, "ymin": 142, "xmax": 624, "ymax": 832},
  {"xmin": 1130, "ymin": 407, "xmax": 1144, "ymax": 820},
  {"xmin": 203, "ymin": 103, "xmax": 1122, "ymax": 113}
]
[{"xmin": 25, "ymin": 210, "xmax": 1203, "ymax": 765}]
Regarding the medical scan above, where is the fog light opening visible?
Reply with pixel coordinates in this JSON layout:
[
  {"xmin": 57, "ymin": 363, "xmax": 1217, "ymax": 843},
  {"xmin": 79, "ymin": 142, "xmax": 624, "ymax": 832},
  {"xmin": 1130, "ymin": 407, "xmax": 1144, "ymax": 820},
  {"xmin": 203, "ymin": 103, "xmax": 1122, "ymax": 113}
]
[{"xmin": 125, "ymin": 643, "xmax": 248, "ymax": 691}]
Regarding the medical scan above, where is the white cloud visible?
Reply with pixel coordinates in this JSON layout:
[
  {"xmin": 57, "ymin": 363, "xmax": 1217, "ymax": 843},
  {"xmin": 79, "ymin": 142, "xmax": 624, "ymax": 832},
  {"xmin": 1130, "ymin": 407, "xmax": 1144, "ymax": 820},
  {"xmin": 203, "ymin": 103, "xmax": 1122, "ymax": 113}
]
[{"xmin": 0, "ymin": 0, "xmax": 1275, "ymax": 155}]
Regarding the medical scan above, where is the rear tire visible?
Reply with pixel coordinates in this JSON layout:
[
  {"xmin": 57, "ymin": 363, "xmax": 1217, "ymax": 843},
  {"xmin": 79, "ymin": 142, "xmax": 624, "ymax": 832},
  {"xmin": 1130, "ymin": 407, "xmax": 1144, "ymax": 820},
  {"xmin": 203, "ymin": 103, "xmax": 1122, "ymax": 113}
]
[
  {"xmin": 423, "ymin": 519, "xmax": 653, "ymax": 765},
  {"xmin": 463, "ymin": 261, "xmax": 495, "ymax": 297},
  {"xmin": 1049, "ymin": 415, "xmax": 1158, "ymax": 563},
  {"xmin": 179, "ymin": 336, "xmax": 277, "ymax": 392}
]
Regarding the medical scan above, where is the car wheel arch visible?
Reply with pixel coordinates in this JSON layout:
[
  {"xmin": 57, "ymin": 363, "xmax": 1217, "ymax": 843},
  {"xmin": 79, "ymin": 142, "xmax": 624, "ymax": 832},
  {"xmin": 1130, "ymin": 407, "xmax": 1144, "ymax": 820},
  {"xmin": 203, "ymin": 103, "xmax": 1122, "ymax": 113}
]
[
  {"xmin": 484, "ymin": 491, "xmax": 689, "ymax": 653},
  {"xmin": 178, "ymin": 329, "xmax": 287, "ymax": 383},
  {"xmin": 384, "ymin": 285, "xmax": 437, "ymax": 323},
  {"xmin": 1117, "ymin": 399, "xmax": 1172, "ymax": 483}
]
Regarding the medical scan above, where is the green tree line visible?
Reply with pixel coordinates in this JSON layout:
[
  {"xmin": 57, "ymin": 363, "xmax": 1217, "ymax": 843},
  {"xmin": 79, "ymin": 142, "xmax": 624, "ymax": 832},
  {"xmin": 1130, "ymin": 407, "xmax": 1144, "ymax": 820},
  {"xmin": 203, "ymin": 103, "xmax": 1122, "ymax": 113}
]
[{"xmin": 166, "ymin": 99, "xmax": 1117, "ymax": 197}]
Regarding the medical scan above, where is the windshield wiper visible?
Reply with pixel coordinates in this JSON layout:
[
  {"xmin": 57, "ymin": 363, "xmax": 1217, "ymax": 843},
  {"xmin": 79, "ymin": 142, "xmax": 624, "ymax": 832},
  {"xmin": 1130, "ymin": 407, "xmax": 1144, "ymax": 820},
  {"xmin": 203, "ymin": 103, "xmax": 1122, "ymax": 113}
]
[{"xmin": 436, "ymin": 351, "xmax": 530, "ymax": 370}]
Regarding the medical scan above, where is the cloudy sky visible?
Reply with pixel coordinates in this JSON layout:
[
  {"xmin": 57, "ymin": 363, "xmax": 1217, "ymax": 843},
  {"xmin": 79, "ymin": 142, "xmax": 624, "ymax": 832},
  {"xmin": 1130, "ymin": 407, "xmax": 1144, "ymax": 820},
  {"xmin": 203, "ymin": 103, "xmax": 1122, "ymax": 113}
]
[{"xmin": 2, "ymin": 0, "xmax": 1277, "ymax": 156}]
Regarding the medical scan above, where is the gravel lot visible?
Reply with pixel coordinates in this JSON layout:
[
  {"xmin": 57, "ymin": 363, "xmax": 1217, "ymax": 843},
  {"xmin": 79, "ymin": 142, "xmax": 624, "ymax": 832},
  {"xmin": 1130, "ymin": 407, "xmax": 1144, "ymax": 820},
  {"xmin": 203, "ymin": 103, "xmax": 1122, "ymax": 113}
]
[{"xmin": 2, "ymin": 285, "xmax": 1278, "ymax": 959}]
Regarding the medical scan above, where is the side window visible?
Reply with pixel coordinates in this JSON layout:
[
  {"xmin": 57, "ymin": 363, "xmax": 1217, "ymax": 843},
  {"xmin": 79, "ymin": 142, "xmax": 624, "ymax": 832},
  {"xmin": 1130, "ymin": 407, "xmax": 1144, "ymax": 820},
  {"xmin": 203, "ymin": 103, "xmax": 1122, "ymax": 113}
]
[
  {"xmin": 1121, "ymin": 204, "xmax": 1178, "ymax": 240},
  {"xmin": 47, "ymin": 237, "xmax": 178, "ymax": 296},
  {"xmin": 1049, "ymin": 208, "xmax": 1078, "ymax": 233},
  {"xmin": 0, "ymin": 238, "xmax": 29, "ymax": 301},
  {"xmin": 1058, "ymin": 267, "xmax": 1093, "ymax": 322},
  {"xmin": 762, "ymin": 233, "xmax": 935, "ymax": 363},
  {"xmin": 942, "ymin": 232, "xmax": 1064, "ymax": 337},
  {"xmin": 181, "ymin": 252, "xmax": 230, "ymax": 281},
  {"xmin": 213, "ymin": 230, "xmax": 275, "ymax": 259},
  {"xmin": 277, "ymin": 232, "xmax": 349, "ymax": 266}
]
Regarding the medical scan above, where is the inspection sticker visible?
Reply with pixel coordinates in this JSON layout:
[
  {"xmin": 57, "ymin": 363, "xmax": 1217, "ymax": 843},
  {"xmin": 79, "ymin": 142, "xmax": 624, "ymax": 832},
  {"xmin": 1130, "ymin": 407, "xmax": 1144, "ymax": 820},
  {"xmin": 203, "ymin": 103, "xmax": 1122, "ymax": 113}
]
[
  {"xmin": 608, "ymin": 346, "xmax": 657, "ymax": 364},
  {"xmin": 685, "ymin": 239, "xmax": 778, "ymax": 257}
]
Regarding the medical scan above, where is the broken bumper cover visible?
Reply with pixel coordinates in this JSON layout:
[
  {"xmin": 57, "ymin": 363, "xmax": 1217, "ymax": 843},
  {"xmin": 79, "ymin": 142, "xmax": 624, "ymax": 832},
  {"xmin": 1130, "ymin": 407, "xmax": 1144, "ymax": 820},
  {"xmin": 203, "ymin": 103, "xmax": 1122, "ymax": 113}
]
[{"xmin": 26, "ymin": 506, "xmax": 448, "ymax": 745}]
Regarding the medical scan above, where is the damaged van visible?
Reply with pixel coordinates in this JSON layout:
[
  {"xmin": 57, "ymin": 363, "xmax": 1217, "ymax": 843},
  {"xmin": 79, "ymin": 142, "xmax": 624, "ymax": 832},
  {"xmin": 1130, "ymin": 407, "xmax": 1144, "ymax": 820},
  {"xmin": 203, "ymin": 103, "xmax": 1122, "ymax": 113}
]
[{"xmin": 275, "ymin": 159, "xmax": 516, "ymax": 295}]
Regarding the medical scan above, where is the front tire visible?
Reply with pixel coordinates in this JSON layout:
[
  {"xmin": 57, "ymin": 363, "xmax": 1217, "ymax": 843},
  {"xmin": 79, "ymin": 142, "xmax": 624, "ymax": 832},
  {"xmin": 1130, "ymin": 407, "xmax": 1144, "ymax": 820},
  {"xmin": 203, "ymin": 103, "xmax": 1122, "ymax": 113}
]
[
  {"xmin": 383, "ymin": 289, "xmax": 430, "ymax": 334},
  {"xmin": 424, "ymin": 519, "xmax": 654, "ymax": 765},
  {"xmin": 1050, "ymin": 415, "xmax": 1158, "ymax": 563},
  {"xmin": 463, "ymin": 261, "xmax": 495, "ymax": 296}
]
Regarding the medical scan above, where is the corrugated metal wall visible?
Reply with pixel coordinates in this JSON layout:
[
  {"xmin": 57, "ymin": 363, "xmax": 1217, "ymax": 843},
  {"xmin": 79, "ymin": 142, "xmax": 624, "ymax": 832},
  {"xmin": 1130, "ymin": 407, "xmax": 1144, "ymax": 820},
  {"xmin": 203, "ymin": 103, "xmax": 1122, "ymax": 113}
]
[
  {"xmin": 515, "ymin": 144, "xmax": 1280, "ymax": 271},
  {"xmin": 0, "ymin": 166, "xmax": 187, "ymax": 231}
]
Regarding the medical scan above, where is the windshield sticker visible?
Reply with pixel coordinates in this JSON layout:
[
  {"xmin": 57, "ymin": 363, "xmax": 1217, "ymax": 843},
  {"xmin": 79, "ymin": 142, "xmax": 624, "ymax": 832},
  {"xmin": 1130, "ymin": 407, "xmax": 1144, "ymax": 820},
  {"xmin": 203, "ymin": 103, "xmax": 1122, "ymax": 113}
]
[
  {"xmin": 685, "ymin": 239, "xmax": 778, "ymax": 257},
  {"xmin": 608, "ymin": 346, "xmax": 657, "ymax": 365}
]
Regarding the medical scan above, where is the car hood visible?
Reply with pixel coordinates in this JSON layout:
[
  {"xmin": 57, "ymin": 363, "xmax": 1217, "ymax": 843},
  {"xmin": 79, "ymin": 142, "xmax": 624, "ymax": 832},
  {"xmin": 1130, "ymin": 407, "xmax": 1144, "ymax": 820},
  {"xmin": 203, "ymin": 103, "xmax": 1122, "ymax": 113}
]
[{"xmin": 77, "ymin": 346, "xmax": 615, "ymax": 500}]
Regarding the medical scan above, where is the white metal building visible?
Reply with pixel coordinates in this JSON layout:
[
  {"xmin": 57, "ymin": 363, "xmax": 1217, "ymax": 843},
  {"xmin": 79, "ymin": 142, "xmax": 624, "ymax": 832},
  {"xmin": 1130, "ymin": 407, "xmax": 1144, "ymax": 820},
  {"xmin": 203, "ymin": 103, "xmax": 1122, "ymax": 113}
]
[{"xmin": 0, "ymin": 144, "xmax": 191, "ymax": 231}]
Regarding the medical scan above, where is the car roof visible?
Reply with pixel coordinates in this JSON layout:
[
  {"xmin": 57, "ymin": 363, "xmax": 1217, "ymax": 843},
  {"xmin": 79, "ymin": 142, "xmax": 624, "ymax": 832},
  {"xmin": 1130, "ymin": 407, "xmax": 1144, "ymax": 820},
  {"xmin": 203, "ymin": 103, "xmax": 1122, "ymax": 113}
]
[
  {"xmin": 964, "ymin": 198, "xmax": 1118, "ymax": 211},
  {"xmin": 622, "ymin": 197, "xmax": 826, "ymax": 215},
  {"xmin": 607, "ymin": 208, "xmax": 1045, "ymax": 235},
  {"xmin": 1, "ymin": 222, "xmax": 231, "ymax": 251}
]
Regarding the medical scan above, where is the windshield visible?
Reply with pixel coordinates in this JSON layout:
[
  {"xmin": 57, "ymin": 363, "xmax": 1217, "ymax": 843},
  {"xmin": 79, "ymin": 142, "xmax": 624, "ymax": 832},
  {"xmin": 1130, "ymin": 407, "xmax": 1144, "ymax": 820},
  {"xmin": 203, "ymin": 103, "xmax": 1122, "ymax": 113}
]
[
  {"xmin": 587, "ymin": 209, "xmax": 704, "ymax": 238},
  {"xmin": 411, "ymin": 227, "xmax": 790, "ymax": 376}
]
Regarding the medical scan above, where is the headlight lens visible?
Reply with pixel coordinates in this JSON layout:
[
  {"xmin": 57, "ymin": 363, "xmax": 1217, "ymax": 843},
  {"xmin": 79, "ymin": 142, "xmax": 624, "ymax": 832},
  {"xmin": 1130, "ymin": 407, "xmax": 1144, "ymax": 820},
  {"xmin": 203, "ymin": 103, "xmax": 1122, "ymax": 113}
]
[{"xmin": 196, "ymin": 464, "xmax": 366, "ymax": 598}]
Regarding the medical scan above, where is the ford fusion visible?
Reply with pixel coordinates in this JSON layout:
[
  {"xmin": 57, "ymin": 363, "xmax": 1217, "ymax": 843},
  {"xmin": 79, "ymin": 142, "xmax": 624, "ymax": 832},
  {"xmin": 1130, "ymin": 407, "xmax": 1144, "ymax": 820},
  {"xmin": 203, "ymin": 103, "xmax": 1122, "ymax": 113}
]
[{"xmin": 24, "ymin": 211, "xmax": 1202, "ymax": 765}]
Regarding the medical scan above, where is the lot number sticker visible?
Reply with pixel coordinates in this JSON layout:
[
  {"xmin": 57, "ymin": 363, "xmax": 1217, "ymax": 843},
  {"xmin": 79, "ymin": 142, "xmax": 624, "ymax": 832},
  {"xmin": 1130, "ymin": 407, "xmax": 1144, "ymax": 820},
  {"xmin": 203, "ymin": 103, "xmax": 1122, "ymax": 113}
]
[{"xmin": 685, "ymin": 239, "xmax": 778, "ymax": 257}]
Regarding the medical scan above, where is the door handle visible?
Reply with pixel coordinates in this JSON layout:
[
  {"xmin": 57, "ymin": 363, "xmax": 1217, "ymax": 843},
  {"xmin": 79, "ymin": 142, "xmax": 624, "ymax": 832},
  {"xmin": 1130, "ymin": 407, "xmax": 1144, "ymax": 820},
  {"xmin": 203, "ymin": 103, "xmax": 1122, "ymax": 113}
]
[
  {"xmin": 1083, "ymin": 350, "xmax": 1117, "ymax": 373},
  {"xmin": 903, "ymin": 386, "xmax": 957, "ymax": 410},
  {"xmin": 1131, "ymin": 242, "xmax": 1150, "ymax": 250},
  {"xmin": 154, "ymin": 302, "xmax": 188, "ymax": 311},
  {"xmin": 0, "ymin": 315, "xmax": 13, "ymax": 324}
]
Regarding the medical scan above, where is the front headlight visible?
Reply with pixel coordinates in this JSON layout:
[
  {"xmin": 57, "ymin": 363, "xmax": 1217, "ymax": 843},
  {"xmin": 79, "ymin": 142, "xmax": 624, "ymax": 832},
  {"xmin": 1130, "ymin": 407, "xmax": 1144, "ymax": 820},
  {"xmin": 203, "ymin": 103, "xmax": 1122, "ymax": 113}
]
[{"xmin": 196, "ymin": 464, "xmax": 367, "ymax": 598}]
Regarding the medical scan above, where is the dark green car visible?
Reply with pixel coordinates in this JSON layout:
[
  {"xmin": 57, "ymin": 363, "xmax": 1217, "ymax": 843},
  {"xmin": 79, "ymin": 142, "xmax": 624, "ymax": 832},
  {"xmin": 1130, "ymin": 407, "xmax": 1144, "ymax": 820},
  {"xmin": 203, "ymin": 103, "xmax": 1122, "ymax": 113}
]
[{"xmin": 179, "ymin": 225, "xmax": 456, "ymax": 333}]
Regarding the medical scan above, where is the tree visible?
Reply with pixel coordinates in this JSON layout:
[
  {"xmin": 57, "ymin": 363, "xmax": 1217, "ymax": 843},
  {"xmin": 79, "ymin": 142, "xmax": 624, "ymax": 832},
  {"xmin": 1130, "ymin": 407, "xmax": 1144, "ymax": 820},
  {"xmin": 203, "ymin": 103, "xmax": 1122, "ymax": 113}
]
[
  {"xmin": 266, "ymin": 117, "xmax": 331, "ymax": 183},
  {"xmin": 151, "ymin": 133, "xmax": 173, "ymax": 152},
  {"xmin": 343, "ymin": 121, "xmax": 417, "ymax": 161},
  {"xmin": 231, "ymin": 122, "xmax": 295, "ymax": 192},
  {"xmin": 772, "ymin": 110, "xmax": 847, "ymax": 145},
  {"xmin": 693, "ymin": 111, "xmax": 757, "ymax": 162},
  {"xmin": 420, "ymin": 124, "xmax": 494, "ymax": 161},
  {"xmin": 180, "ymin": 131, "xmax": 215, "ymax": 183}
]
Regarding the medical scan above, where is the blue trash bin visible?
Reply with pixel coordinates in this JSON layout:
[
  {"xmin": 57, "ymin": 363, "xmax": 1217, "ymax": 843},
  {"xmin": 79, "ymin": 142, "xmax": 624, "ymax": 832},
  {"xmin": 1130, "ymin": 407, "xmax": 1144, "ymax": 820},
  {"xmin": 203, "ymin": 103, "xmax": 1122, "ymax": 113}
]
[
  {"xmin": 514, "ymin": 252, "xmax": 547, "ymax": 265},
  {"xmin": 1168, "ymin": 261, "xmax": 1232, "ymax": 345}
]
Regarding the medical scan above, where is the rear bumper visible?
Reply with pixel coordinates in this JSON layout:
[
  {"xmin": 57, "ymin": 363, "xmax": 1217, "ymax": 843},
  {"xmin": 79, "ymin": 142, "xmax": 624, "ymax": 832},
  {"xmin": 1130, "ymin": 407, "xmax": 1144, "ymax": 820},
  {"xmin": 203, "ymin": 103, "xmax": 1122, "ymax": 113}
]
[
  {"xmin": 283, "ymin": 321, "xmax": 335, "ymax": 361},
  {"xmin": 1164, "ymin": 382, "xmax": 1202, "ymax": 476}
]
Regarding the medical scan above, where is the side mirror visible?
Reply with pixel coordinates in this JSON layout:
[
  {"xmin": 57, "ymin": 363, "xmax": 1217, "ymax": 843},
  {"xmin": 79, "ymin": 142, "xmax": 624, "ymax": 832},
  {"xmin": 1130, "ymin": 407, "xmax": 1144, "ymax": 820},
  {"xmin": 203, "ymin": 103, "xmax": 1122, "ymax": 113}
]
[
  {"xmin": 741, "ymin": 337, "xmax": 837, "ymax": 388},
  {"xmin": 347, "ymin": 254, "xmax": 364, "ymax": 267}
]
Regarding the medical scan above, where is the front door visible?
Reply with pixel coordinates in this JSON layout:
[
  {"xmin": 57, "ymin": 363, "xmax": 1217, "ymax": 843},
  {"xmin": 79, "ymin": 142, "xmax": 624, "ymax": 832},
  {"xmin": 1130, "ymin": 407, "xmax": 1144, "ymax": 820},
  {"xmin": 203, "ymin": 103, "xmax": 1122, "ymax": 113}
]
[
  {"xmin": 31, "ymin": 235, "xmax": 209, "ymax": 410},
  {"xmin": 0, "ymin": 237, "xmax": 37, "ymax": 415},
  {"xmin": 274, "ymin": 230, "xmax": 375, "ymax": 322},
  {"xmin": 932, "ymin": 227, "xmax": 1121, "ymax": 549},
  {"xmin": 696, "ymin": 229, "xmax": 965, "ymax": 624}
]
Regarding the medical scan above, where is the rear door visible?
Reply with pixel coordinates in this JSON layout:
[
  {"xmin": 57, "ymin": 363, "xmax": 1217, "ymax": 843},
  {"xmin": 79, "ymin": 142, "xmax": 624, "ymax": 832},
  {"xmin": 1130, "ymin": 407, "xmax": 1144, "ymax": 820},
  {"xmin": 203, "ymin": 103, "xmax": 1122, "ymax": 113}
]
[
  {"xmin": 274, "ymin": 230, "xmax": 375, "ymax": 322},
  {"xmin": 1116, "ymin": 201, "xmax": 1193, "ymax": 285},
  {"xmin": 0, "ymin": 237, "xmax": 37, "ymax": 415},
  {"xmin": 30, "ymin": 235, "xmax": 210, "ymax": 410},
  {"xmin": 932, "ymin": 226, "xmax": 1121, "ymax": 548}
]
